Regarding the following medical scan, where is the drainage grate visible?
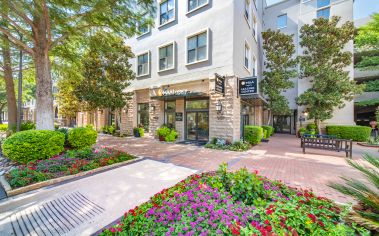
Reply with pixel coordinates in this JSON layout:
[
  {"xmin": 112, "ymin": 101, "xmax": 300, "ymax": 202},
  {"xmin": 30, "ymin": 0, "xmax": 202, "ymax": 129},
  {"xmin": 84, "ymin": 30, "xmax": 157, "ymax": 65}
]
[{"xmin": 8, "ymin": 191, "xmax": 105, "ymax": 236}]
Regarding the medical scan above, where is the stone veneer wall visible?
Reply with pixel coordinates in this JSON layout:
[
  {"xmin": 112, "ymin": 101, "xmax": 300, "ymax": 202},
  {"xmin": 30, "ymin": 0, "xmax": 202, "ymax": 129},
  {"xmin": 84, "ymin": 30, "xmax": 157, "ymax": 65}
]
[
  {"xmin": 149, "ymin": 99, "xmax": 164, "ymax": 137},
  {"xmin": 209, "ymin": 76, "xmax": 241, "ymax": 142},
  {"xmin": 120, "ymin": 96, "xmax": 135, "ymax": 136},
  {"xmin": 176, "ymin": 99, "xmax": 185, "ymax": 141}
]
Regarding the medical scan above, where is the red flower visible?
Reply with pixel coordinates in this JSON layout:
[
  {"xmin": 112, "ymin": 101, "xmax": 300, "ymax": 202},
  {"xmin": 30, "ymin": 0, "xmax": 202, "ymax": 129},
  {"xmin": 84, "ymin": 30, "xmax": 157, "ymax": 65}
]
[
  {"xmin": 266, "ymin": 208, "xmax": 274, "ymax": 215},
  {"xmin": 318, "ymin": 221, "xmax": 325, "ymax": 227},
  {"xmin": 307, "ymin": 213, "xmax": 316, "ymax": 223},
  {"xmin": 264, "ymin": 220, "xmax": 270, "ymax": 225},
  {"xmin": 228, "ymin": 224, "xmax": 241, "ymax": 235},
  {"xmin": 265, "ymin": 225, "xmax": 272, "ymax": 232}
]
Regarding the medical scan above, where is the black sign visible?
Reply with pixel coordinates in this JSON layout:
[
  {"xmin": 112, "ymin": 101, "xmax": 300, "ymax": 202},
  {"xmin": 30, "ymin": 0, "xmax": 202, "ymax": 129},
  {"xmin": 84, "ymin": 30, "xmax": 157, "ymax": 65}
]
[
  {"xmin": 215, "ymin": 74, "xmax": 225, "ymax": 95},
  {"xmin": 175, "ymin": 112, "xmax": 183, "ymax": 121},
  {"xmin": 239, "ymin": 77, "xmax": 258, "ymax": 95}
]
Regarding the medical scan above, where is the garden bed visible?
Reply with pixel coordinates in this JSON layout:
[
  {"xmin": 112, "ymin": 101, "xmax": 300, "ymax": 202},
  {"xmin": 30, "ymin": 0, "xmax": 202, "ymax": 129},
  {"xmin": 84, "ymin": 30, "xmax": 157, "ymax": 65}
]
[
  {"xmin": 357, "ymin": 142, "xmax": 379, "ymax": 148},
  {"xmin": 1, "ymin": 147, "xmax": 139, "ymax": 196},
  {"xmin": 100, "ymin": 164, "xmax": 368, "ymax": 235}
]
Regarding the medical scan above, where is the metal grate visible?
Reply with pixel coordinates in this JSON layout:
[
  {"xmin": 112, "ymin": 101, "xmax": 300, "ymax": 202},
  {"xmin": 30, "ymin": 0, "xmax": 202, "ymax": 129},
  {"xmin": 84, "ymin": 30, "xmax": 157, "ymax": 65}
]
[{"xmin": 8, "ymin": 191, "xmax": 105, "ymax": 236}]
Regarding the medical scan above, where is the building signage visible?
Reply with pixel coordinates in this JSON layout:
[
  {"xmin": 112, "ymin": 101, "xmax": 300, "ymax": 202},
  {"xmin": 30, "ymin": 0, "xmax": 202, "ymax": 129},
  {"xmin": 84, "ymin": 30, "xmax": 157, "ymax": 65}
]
[
  {"xmin": 215, "ymin": 74, "xmax": 225, "ymax": 95},
  {"xmin": 160, "ymin": 89, "xmax": 190, "ymax": 97},
  {"xmin": 239, "ymin": 77, "xmax": 258, "ymax": 95},
  {"xmin": 175, "ymin": 112, "xmax": 183, "ymax": 121}
]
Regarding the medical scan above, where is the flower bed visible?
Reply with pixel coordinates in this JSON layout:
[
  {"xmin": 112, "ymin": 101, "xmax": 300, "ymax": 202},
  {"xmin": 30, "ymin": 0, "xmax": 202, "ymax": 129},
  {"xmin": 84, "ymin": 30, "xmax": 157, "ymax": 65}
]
[
  {"xmin": 101, "ymin": 164, "xmax": 367, "ymax": 236},
  {"xmin": 5, "ymin": 147, "xmax": 135, "ymax": 188}
]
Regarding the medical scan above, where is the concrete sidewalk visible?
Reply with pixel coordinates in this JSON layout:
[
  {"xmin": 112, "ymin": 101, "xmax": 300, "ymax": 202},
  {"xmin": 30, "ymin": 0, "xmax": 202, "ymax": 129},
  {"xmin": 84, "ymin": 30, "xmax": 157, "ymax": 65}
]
[{"xmin": 0, "ymin": 159, "xmax": 197, "ymax": 236}]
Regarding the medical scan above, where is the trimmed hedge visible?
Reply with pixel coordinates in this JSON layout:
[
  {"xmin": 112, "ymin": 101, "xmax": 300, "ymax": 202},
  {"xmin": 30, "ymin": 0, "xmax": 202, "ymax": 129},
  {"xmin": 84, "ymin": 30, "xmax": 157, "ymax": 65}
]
[
  {"xmin": 261, "ymin": 125, "xmax": 274, "ymax": 137},
  {"xmin": 244, "ymin": 126, "xmax": 263, "ymax": 145},
  {"xmin": 2, "ymin": 130, "xmax": 65, "ymax": 164},
  {"xmin": 68, "ymin": 127, "xmax": 98, "ymax": 149},
  {"xmin": 326, "ymin": 125, "xmax": 372, "ymax": 142}
]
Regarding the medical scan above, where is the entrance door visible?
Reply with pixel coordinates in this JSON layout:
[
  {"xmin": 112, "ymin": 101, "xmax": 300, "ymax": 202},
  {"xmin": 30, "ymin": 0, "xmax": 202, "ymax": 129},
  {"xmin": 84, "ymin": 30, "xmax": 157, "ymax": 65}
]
[
  {"xmin": 273, "ymin": 115, "xmax": 291, "ymax": 134},
  {"xmin": 186, "ymin": 112, "xmax": 209, "ymax": 141}
]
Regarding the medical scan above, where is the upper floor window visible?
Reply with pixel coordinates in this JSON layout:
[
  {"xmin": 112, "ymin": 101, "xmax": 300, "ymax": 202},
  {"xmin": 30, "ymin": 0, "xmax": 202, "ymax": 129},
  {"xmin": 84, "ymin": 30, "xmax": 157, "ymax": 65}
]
[
  {"xmin": 138, "ymin": 14, "xmax": 150, "ymax": 36},
  {"xmin": 252, "ymin": 14, "xmax": 257, "ymax": 39},
  {"xmin": 317, "ymin": 7, "xmax": 330, "ymax": 19},
  {"xmin": 160, "ymin": 0, "xmax": 175, "ymax": 26},
  {"xmin": 244, "ymin": 42, "xmax": 251, "ymax": 71},
  {"xmin": 277, "ymin": 14, "xmax": 287, "ymax": 29},
  {"xmin": 137, "ymin": 52, "xmax": 149, "ymax": 76},
  {"xmin": 252, "ymin": 56, "xmax": 257, "ymax": 76},
  {"xmin": 317, "ymin": 0, "xmax": 330, "ymax": 8},
  {"xmin": 158, "ymin": 42, "xmax": 175, "ymax": 72},
  {"xmin": 188, "ymin": 0, "xmax": 208, "ymax": 12},
  {"xmin": 244, "ymin": 0, "xmax": 250, "ymax": 22},
  {"xmin": 187, "ymin": 30, "xmax": 208, "ymax": 64}
]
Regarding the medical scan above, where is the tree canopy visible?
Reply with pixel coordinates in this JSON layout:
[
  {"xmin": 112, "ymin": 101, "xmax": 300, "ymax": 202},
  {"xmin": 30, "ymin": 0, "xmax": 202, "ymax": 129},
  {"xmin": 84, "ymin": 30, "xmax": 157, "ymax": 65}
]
[{"xmin": 296, "ymin": 16, "xmax": 363, "ymax": 132}]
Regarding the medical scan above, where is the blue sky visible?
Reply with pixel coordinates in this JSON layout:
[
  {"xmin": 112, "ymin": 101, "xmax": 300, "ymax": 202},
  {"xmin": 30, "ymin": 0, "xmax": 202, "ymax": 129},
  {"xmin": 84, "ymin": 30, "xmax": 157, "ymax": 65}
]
[{"xmin": 266, "ymin": 0, "xmax": 379, "ymax": 19}]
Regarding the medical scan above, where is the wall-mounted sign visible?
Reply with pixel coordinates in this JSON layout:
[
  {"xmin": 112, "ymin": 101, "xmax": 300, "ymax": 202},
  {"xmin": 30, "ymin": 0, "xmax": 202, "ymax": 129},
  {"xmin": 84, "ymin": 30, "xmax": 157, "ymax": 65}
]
[
  {"xmin": 159, "ymin": 89, "xmax": 190, "ymax": 97},
  {"xmin": 239, "ymin": 77, "xmax": 258, "ymax": 95},
  {"xmin": 215, "ymin": 74, "xmax": 225, "ymax": 95},
  {"xmin": 175, "ymin": 112, "xmax": 183, "ymax": 121}
]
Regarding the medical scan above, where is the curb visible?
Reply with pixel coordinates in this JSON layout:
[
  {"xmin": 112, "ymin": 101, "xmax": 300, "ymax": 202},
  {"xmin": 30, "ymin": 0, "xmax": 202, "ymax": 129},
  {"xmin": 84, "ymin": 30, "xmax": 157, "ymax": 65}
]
[{"xmin": 0, "ymin": 157, "xmax": 144, "ymax": 197}]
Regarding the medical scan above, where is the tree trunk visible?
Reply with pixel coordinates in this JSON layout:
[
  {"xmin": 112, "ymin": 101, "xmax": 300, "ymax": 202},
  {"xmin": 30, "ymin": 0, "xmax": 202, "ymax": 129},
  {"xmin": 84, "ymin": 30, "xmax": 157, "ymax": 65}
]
[
  {"xmin": 267, "ymin": 110, "xmax": 271, "ymax": 125},
  {"xmin": 1, "ymin": 37, "xmax": 17, "ymax": 130},
  {"xmin": 33, "ymin": 17, "xmax": 54, "ymax": 130},
  {"xmin": 315, "ymin": 119, "xmax": 321, "ymax": 135}
]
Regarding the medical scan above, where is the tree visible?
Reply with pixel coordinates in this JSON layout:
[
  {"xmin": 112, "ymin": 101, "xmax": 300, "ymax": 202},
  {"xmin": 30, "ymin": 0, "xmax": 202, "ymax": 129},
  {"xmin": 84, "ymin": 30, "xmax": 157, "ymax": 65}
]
[
  {"xmin": 355, "ymin": 13, "xmax": 379, "ymax": 70},
  {"xmin": 261, "ymin": 30, "xmax": 297, "ymax": 124},
  {"xmin": 74, "ymin": 31, "xmax": 135, "ymax": 128},
  {"xmin": 296, "ymin": 16, "xmax": 363, "ymax": 134},
  {"xmin": 0, "ymin": 0, "xmax": 153, "ymax": 130},
  {"xmin": 0, "ymin": 79, "xmax": 7, "ymax": 124}
]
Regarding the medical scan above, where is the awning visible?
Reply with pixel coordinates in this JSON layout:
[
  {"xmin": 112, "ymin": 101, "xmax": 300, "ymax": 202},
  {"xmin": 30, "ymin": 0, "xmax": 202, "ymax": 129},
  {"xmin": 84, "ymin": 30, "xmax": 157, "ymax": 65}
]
[
  {"xmin": 240, "ymin": 94, "xmax": 268, "ymax": 106},
  {"xmin": 151, "ymin": 92, "xmax": 208, "ymax": 101}
]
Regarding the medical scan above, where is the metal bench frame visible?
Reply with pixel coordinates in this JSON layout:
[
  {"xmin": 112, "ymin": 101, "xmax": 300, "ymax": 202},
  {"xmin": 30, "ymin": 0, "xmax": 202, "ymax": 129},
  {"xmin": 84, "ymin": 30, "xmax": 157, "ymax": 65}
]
[{"xmin": 301, "ymin": 137, "xmax": 353, "ymax": 158}]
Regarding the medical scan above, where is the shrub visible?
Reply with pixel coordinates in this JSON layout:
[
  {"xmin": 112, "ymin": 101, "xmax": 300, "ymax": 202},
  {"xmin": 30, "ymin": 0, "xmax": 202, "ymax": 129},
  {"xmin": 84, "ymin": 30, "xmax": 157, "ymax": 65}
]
[
  {"xmin": 228, "ymin": 141, "xmax": 251, "ymax": 151},
  {"xmin": 298, "ymin": 127, "xmax": 307, "ymax": 136},
  {"xmin": 156, "ymin": 126, "xmax": 171, "ymax": 138},
  {"xmin": 20, "ymin": 121, "xmax": 36, "ymax": 131},
  {"xmin": 326, "ymin": 125, "xmax": 371, "ymax": 142},
  {"xmin": 244, "ymin": 126, "xmax": 263, "ymax": 145},
  {"xmin": 2, "ymin": 130, "xmax": 65, "ymax": 164},
  {"xmin": 263, "ymin": 129, "xmax": 268, "ymax": 139},
  {"xmin": 68, "ymin": 127, "xmax": 98, "ymax": 149},
  {"xmin": 108, "ymin": 124, "xmax": 116, "ymax": 135},
  {"xmin": 165, "ymin": 129, "xmax": 178, "ymax": 142},
  {"xmin": 0, "ymin": 124, "xmax": 8, "ymax": 131},
  {"xmin": 261, "ymin": 125, "xmax": 274, "ymax": 137},
  {"xmin": 57, "ymin": 128, "xmax": 69, "ymax": 145},
  {"xmin": 306, "ymin": 123, "xmax": 317, "ymax": 131},
  {"xmin": 138, "ymin": 128, "xmax": 144, "ymax": 137}
]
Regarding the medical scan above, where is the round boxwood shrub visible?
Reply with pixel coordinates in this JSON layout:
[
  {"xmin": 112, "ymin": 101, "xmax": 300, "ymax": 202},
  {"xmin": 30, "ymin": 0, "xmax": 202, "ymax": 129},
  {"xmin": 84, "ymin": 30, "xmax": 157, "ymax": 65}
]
[
  {"xmin": 326, "ymin": 125, "xmax": 372, "ymax": 142},
  {"xmin": 261, "ymin": 125, "xmax": 274, "ymax": 137},
  {"xmin": 244, "ymin": 126, "xmax": 263, "ymax": 145},
  {"xmin": 2, "ymin": 130, "xmax": 65, "ymax": 164},
  {"xmin": 68, "ymin": 127, "xmax": 98, "ymax": 149}
]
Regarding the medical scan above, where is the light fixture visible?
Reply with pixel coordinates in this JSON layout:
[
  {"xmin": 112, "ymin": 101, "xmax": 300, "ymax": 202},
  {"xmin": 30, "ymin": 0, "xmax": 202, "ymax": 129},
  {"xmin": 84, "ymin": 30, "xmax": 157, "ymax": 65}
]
[
  {"xmin": 242, "ymin": 107, "xmax": 248, "ymax": 115},
  {"xmin": 216, "ymin": 100, "xmax": 223, "ymax": 113},
  {"xmin": 302, "ymin": 110, "xmax": 309, "ymax": 118},
  {"xmin": 150, "ymin": 105, "xmax": 156, "ymax": 112}
]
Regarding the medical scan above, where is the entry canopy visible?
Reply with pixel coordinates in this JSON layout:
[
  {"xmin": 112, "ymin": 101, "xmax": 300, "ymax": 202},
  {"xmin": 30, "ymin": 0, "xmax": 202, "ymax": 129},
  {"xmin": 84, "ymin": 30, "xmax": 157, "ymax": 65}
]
[
  {"xmin": 241, "ymin": 94, "xmax": 268, "ymax": 106},
  {"xmin": 151, "ymin": 92, "xmax": 208, "ymax": 101}
]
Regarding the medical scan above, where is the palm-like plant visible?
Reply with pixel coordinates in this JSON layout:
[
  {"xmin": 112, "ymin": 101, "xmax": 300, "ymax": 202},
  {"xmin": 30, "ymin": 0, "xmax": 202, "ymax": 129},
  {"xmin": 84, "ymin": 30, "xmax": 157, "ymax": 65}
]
[{"xmin": 330, "ymin": 154, "xmax": 379, "ymax": 232}]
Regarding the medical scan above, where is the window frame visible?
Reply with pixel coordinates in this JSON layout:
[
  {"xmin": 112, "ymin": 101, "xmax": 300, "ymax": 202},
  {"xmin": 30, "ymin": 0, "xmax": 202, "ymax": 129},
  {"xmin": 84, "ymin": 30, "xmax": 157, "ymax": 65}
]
[
  {"xmin": 252, "ymin": 54, "xmax": 257, "ymax": 76},
  {"xmin": 164, "ymin": 100, "xmax": 176, "ymax": 129},
  {"xmin": 244, "ymin": 41, "xmax": 251, "ymax": 73},
  {"xmin": 185, "ymin": 28, "xmax": 209, "ymax": 66},
  {"xmin": 244, "ymin": 0, "xmax": 251, "ymax": 27},
  {"xmin": 159, "ymin": 0, "xmax": 176, "ymax": 28},
  {"xmin": 157, "ymin": 41, "xmax": 176, "ymax": 72},
  {"xmin": 277, "ymin": 14, "xmax": 287, "ymax": 29},
  {"xmin": 316, "ymin": 0, "xmax": 331, "ymax": 19},
  {"xmin": 187, "ymin": 0, "xmax": 209, "ymax": 14},
  {"xmin": 136, "ymin": 51, "xmax": 150, "ymax": 77},
  {"xmin": 137, "ymin": 13, "xmax": 151, "ymax": 37},
  {"xmin": 252, "ymin": 13, "xmax": 258, "ymax": 41}
]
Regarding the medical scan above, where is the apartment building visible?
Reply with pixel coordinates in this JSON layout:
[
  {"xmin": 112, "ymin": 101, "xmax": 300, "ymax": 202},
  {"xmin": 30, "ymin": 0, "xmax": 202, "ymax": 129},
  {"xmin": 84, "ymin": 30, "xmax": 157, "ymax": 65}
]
[{"xmin": 78, "ymin": 0, "xmax": 355, "ymax": 141}]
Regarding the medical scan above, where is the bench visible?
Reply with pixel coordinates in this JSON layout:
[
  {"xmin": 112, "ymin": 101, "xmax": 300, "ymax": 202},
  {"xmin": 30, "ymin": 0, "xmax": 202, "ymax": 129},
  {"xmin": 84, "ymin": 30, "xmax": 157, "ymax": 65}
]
[{"xmin": 301, "ymin": 137, "xmax": 353, "ymax": 158}]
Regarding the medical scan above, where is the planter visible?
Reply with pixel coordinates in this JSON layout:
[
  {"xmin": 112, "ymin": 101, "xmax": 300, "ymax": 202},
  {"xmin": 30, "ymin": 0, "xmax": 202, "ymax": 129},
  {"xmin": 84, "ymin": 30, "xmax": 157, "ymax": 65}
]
[
  {"xmin": 159, "ymin": 136, "xmax": 165, "ymax": 141},
  {"xmin": 134, "ymin": 131, "xmax": 141, "ymax": 137}
]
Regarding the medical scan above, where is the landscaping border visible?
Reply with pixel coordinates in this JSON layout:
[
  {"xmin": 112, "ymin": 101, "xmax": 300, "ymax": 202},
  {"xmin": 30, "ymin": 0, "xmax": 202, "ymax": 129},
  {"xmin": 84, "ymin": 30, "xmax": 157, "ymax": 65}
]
[
  {"xmin": 0, "ymin": 156, "xmax": 144, "ymax": 197},
  {"xmin": 357, "ymin": 142, "xmax": 379, "ymax": 148}
]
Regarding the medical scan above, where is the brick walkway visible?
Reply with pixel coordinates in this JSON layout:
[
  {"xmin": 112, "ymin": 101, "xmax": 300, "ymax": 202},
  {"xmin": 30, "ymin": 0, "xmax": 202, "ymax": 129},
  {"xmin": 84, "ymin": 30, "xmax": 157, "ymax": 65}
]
[{"xmin": 97, "ymin": 134, "xmax": 378, "ymax": 203}]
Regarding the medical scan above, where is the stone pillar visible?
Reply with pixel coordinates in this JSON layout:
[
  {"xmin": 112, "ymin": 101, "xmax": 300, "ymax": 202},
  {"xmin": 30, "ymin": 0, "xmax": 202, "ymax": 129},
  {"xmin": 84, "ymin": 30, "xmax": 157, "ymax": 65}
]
[
  {"xmin": 149, "ymin": 99, "xmax": 164, "ymax": 137},
  {"xmin": 176, "ymin": 98, "xmax": 185, "ymax": 141},
  {"xmin": 120, "ymin": 94, "xmax": 136, "ymax": 136},
  {"xmin": 209, "ymin": 76, "xmax": 241, "ymax": 142}
]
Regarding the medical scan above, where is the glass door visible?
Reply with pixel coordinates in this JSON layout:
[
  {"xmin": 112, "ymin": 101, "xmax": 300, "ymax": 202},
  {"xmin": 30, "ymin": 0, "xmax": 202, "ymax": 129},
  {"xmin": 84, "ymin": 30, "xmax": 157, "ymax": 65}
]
[
  {"xmin": 273, "ymin": 115, "xmax": 291, "ymax": 134},
  {"xmin": 186, "ymin": 112, "xmax": 209, "ymax": 141}
]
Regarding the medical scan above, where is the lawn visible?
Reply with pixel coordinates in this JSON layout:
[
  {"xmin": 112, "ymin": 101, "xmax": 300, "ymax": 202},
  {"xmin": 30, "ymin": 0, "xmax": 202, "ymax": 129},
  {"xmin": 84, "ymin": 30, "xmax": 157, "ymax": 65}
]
[{"xmin": 100, "ymin": 164, "xmax": 368, "ymax": 236}]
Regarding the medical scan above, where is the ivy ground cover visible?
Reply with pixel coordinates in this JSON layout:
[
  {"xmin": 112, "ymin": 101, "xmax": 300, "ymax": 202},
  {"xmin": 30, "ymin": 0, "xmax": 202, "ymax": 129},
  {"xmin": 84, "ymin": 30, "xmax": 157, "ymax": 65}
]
[
  {"xmin": 6, "ymin": 147, "xmax": 135, "ymax": 188},
  {"xmin": 101, "ymin": 164, "xmax": 368, "ymax": 236}
]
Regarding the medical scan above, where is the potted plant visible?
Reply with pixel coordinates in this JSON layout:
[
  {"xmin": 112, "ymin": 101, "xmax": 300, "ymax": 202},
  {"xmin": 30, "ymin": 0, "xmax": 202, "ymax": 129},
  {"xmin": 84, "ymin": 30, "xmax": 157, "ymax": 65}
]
[
  {"xmin": 133, "ymin": 127, "xmax": 141, "ymax": 137},
  {"xmin": 156, "ymin": 126, "xmax": 171, "ymax": 141}
]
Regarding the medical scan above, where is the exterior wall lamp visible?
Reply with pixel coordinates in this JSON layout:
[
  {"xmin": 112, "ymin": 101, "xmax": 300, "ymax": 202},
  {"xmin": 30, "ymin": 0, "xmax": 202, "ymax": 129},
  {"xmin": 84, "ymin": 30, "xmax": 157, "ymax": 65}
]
[
  {"xmin": 216, "ymin": 100, "xmax": 223, "ymax": 114},
  {"xmin": 150, "ymin": 105, "xmax": 156, "ymax": 112}
]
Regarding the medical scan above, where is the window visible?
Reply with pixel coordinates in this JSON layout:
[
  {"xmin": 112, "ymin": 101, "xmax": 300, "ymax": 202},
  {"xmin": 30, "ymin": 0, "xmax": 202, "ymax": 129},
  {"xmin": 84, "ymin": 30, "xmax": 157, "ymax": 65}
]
[
  {"xmin": 252, "ymin": 56, "xmax": 257, "ymax": 76},
  {"xmin": 277, "ymin": 14, "xmax": 287, "ymax": 28},
  {"xmin": 317, "ymin": 0, "xmax": 330, "ymax": 19},
  {"xmin": 164, "ymin": 101, "xmax": 176, "ymax": 129},
  {"xmin": 137, "ymin": 52, "xmax": 149, "ymax": 76},
  {"xmin": 252, "ymin": 14, "xmax": 257, "ymax": 39},
  {"xmin": 138, "ymin": 14, "xmax": 150, "ymax": 36},
  {"xmin": 188, "ymin": 0, "xmax": 208, "ymax": 12},
  {"xmin": 187, "ymin": 30, "xmax": 208, "ymax": 64},
  {"xmin": 244, "ymin": 0, "xmax": 250, "ymax": 22},
  {"xmin": 317, "ymin": 0, "xmax": 330, "ymax": 8},
  {"xmin": 244, "ymin": 42, "xmax": 250, "ymax": 71},
  {"xmin": 158, "ymin": 42, "xmax": 175, "ymax": 71},
  {"xmin": 137, "ymin": 103, "xmax": 149, "ymax": 131},
  {"xmin": 186, "ymin": 100, "xmax": 209, "ymax": 110},
  {"xmin": 160, "ymin": 0, "xmax": 175, "ymax": 26},
  {"xmin": 317, "ymin": 7, "xmax": 330, "ymax": 19}
]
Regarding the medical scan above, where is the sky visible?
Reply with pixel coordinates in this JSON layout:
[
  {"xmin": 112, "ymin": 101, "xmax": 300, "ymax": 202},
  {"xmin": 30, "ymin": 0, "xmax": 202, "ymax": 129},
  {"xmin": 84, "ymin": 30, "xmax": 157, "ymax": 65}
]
[{"xmin": 266, "ymin": 0, "xmax": 379, "ymax": 19}]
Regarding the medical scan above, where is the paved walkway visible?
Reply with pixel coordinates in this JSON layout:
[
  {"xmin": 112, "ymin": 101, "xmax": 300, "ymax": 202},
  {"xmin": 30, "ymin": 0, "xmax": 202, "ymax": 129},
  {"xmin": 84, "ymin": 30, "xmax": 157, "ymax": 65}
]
[
  {"xmin": 97, "ymin": 134, "xmax": 378, "ymax": 203},
  {"xmin": 0, "ymin": 160, "xmax": 196, "ymax": 235}
]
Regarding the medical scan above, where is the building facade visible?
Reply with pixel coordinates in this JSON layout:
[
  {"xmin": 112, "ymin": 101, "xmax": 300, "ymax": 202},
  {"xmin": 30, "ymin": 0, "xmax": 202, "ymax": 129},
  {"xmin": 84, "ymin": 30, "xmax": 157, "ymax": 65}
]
[{"xmin": 78, "ymin": 0, "xmax": 355, "ymax": 141}]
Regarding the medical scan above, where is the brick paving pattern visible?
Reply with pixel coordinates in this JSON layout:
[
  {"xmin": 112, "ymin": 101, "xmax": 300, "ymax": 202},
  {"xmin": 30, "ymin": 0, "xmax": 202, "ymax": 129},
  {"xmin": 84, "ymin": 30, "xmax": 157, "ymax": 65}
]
[{"xmin": 97, "ymin": 134, "xmax": 378, "ymax": 203}]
